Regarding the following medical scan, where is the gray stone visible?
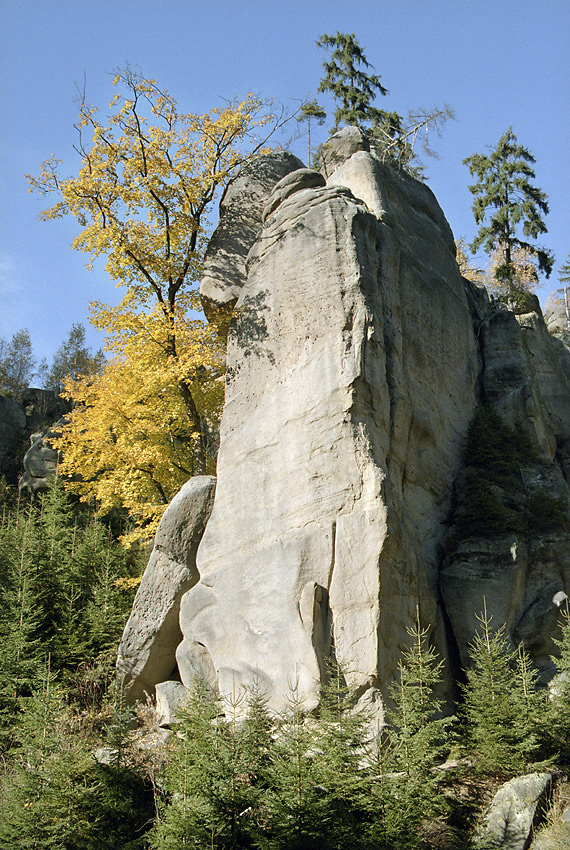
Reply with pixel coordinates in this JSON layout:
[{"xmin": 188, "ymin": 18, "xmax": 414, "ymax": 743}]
[
  {"xmin": 155, "ymin": 680, "xmax": 189, "ymax": 727},
  {"xmin": 19, "ymin": 418, "xmax": 65, "ymax": 493},
  {"xmin": 200, "ymin": 150, "xmax": 304, "ymax": 338},
  {"xmin": 440, "ymin": 291, "xmax": 570, "ymax": 676},
  {"xmin": 262, "ymin": 168, "xmax": 326, "ymax": 221},
  {"xmin": 117, "ymin": 475, "xmax": 216, "ymax": 703},
  {"xmin": 474, "ymin": 773, "xmax": 553, "ymax": 850},
  {"xmin": 178, "ymin": 149, "xmax": 479, "ymax": 717},
  {"xmin": 318, "ymin": 126, "xmax": 370, "ymax": 178}
]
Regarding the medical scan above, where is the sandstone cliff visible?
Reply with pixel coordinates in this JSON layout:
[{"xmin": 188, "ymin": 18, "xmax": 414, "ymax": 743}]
[{"xmin": 118, "ymin": 129, "xmax": 570, "ymax": 719}]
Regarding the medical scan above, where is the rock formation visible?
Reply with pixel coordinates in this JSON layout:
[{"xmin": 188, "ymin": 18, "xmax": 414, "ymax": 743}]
[
  {"xmin": 0, "ymin": 388, "xmax": 68, "ymax": 487},
  {"xmin": 117, "ymin": 476, "xmax": 216, "ymax": 702},
  {"xmin": 119, "ymin": 129, "xmax": 570, "ymax": 720}
]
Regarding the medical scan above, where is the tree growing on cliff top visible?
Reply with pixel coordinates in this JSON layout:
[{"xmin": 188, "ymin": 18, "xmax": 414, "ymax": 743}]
[
  {"xmin": 317, "ymin": 32, "xmax": 454, "ymax": 175},
  {"xmin": 464, "ymin": 128, "xmax": 553, "ymax": 296},
  {"xmin": 27, "ymin": 67, "xmax": 284, "ymax": 477},
  {"xmin": 317, "ymin": 32, "xmax": 390, "ymax": 131}
]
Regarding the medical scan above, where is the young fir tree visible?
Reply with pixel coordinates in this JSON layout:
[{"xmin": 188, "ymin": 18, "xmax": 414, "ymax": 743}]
[
  {"xmin": 546, "ymin": 602, "xmax": 570, "ymax": 763},
  {"xmin": 381, "ymin": 616, "xmax": 450, "ymax": 846},
  {"xmin": 464, "ymin": 128, "xmax": 553, "ymax": 296},
  {"xmin": 0, "ymin": 660, "xmax": 154, "ymax": 850},
  {"xmin": 458, "ymin": 603, "xmax": 545, "ymax": 775},
  {"xmin": 151, "ymin": 678, "xmax": 274, "ymax": 850}
]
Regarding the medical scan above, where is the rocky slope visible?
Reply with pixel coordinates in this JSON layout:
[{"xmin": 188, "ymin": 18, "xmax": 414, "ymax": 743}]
[{"xmin": 118, "ymin": 129, "xmax": 570, "ymax": 720}]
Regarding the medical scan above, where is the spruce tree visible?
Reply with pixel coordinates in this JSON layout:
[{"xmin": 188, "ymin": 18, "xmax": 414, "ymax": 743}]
[
  {"xmin": 458, "ymin": 604, "xmax": 545, "ymax": 774},
  {"xmin": 317, "ymin": 32, "xmax": 391, "ymax": 132},
  {"xmin": 464, "ymin": 128, "xmax": 553, "ymax": 294},
  {"xmin": 298, "ymin": 98, "xmax": 327, "ymax": 165},
  {"xmin": 381, "ymin": 616, "xmax": 450, "ymax": 846}
]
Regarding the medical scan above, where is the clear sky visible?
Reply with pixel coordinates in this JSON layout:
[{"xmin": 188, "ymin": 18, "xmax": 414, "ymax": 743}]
[{"xmin": 1, "ymin": 0, "xmax": 568, "ymax": 364}]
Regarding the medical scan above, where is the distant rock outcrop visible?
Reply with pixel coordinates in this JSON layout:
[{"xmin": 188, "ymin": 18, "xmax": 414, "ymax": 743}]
[
  {"xmin": 119, "ymin": 128, "xmax": 570, "ymax": 719},
  {"xmin": 0, "ymin": 388, "xmax": 68, "ymax": 487}
]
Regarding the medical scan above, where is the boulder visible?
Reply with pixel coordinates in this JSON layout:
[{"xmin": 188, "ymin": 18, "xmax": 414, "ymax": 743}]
[
  {"xmin": 474, "ymin": 772, "xmax": 553, "ymax": 850},
  {"xmin": 155, "ymin": 680, "xmax": 189, "ymax": 727},
  {"xmin": 178, "ymin": 148, "xmax": 479, "ymax": 717},
  {"xmin": 318, "ymin": 126, "xmax": 370, "ymax": 178},
  {"xmin": 200, "ymin": 150, "xmax": 304, "ymax": 338},
  {"xmin": 116, "ymin": 475, "xmax": 216, "ymax": 703}
]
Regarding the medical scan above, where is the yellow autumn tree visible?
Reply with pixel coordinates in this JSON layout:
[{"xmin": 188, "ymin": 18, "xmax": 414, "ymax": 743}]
[
  {"xmin": 28, "ymin": 67, "xmax": 285, "ymax": 533},
  {"xmin": 56, "ymin": 299, "xmax": 224, "ymax": 542},
  {"xmin": 455, "ymin": 237, "xmax": 485, "ymax": 285},
  {"xmin": 484, "ymin": 244, "xmax": 540, "ymax": 298}
]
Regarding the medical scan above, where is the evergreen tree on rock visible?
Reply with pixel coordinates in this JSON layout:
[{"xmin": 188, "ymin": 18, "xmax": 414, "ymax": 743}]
[
  {"xmin": 317, "ymin": 32, "xmax": 394, "ymax": 132},
  {"xmin": 464, "ymin": 128, "xmax": 553, "ymax": 295}
]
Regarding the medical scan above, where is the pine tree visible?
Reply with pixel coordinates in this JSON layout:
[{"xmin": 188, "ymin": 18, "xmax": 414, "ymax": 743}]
[
  {"xmin": 297, "ymin": 98, "xmax": 327, "ymax": 165},
  {"xmin": 380, "ymin": 616, "xmax": 450, "ymax": 845},
  {"xmin": 464, "ymin": 128, "xmax": 553, "ymax": 294},
  {"xmin": 317, "ymin": 32, "xmax": 389, "ymax": 132},
  {"xmin": 458, "ymin": 603, "xmax": 545, "ymax": 774}
]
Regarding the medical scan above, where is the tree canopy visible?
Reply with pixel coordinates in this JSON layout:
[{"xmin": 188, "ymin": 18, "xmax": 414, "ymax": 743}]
[
  {"xmin": 464, "ymin": 128, "xmax": 553, "ymax": 293},
  {"xmin": 27, "ymin": 68, "xmax": 288, "ymax": 531},
  {"xmin": 28, "ymin": 67, "xmax": 283, "ymax": 476},
  {"xmin": 317, "ymin": 32, "xmax": 390, "ymax": 131},
  {"xmin": 316, "ymin": 32, "xmax": 453, "ymax": 175},
  {"xmin": 0, "ymin": 329, "xmax": 36, "ymax": 397},
  {"xmin": 40, "ymin": 322, "xmax": 105, "ymax": 393}
]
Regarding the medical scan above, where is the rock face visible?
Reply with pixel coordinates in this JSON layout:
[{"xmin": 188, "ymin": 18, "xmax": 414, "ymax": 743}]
[
  {"xmin": 200, "ymin": 150, "xmax": 304, "ymax": 338},
  {"xmin": 441, "ymin": 289, "xmax": 570, "ymax": 679},
  {"xmin": 0, "ymin": 396, "xmax": 26, "ymax": 482},
  {"xmin": 120, "ymin": 132, "xmax": 570, "ymax": 720},
  {"xmin": 177, "ymin": 142, "xmax": 480, "ymax": 717},
  {"xmin": 0, "ymin": 388, "xmax": 68, "ymax": 488},
  {"xmin": 117, "ymin": 476, "xmax": 216, "ymax": 703}
]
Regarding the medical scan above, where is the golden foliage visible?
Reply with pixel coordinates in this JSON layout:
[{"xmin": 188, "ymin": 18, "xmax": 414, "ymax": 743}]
[
  {"xmin": 484, "ymin": 244, "xmax": 540, "ymax": 296},
  {"xmin": 54, "ymin": 303, "xmax": 224, "ymax": 544},
  {"xmin": 455, "ymin": 238, "xmax": 485, "ymax": 285},
  {"xmin": 28, "ymin": 67, "xmax": 284, "ymax": 535}
]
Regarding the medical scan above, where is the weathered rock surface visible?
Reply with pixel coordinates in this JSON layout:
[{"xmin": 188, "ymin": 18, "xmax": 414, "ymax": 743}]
[
  {"xmin": 200, "ymin": 150, "xmax": 304, "ymax": 338},
  {"xmin": 177, "ymin": 150, "xmax": 479, "ymax": 716},
  {"xmin": 19, "ymin": 419, "xmax": 64, "ymax": 493},
  {"xmin": 120, "ymin": 131, "xmax": 570, "ymax": 720},
  {"xmin": 441, "ymin": 291, "xmax": 570, "ymax": 677},
  {"xmin": 117, "ymin": 476, "xmax": 216, "ymax": 703},
  {"xmin": 474, "ymin": 773, "xmax": 553, "ymax": 850},
  {"xmin": 155, "ymin": 680, "xmax": 188, "ymax": 727},
  {"xmin": 0, "ymin": 388, "xmax": 67, "ymax": 486},
  {"xmin": 318, "ymin": 126, "xmax": 370, "ymax": 178}
]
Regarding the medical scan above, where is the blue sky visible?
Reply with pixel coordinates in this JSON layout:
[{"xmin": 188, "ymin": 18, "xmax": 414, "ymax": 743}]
[{"xmin": 1, "ymin": 0, "xmax": 568, "ymax": 364}]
